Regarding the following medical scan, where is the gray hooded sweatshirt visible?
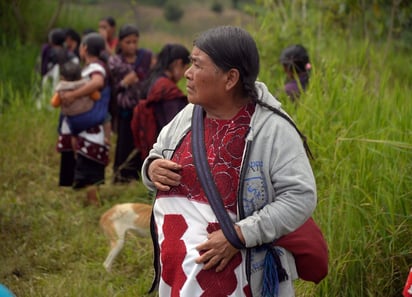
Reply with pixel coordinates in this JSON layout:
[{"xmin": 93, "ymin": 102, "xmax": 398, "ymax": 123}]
[{"xmin": 142, "ymin": 81, "xmax": 317, "ymax": 297}]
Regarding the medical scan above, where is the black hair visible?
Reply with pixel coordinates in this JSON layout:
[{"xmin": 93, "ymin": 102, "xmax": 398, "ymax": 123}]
[
  {"xmin": 101, "ymin": 16, "xmax": 116, "ymax": 27},
  {"xmin": 64, "ymin": 28, "xmax": 81, "ymax": 45},
  {"xmin": 194, "ymin": 25, "xmax": 260, "ymax": 100},
  {"xmin": 115, "ymin": 24, "xmax": 140, "ymax": 54},
  {"xmin": 47, "ymin": 28, "xmax": 73, "ymax": 67},
  {"xmin": 141, "ymin": 43, "xmax": 190, "ymax": 98},
  {"xmin": 118, "ymin": 24, "xmax": 140, "ymax": 40},
  {"xmin": 81, "ymin": 32, "xmax": 108, "ymax": 62},
  {"xmin": 155, "ymin": 43, "xmax": 190, "ymax": 73},
  {"xmin": 48, "ymin": 28, "xmax": 66, "ymax": 46},
  {"xmin": 280, "ymin": 44, "xmax": 310, "ymax": 74},
  {"xmin": 60, "ymin": 61, "xmax": 82, "ymax": 81}
]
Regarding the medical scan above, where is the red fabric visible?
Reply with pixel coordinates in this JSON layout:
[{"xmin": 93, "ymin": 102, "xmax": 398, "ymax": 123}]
[
  {"xmin": 275, "ymin": 217, "xmax": 328, "ymax": 283},
  {"xmin": 196, "ymin": 222, "xmax": 243, "ymax": 297},
  {"xmin": 403, "ymin": 268, "xmax": 412, "ymax": 297},
  {"xmin": 56, "ymin": 134, "xmax": 73, "ymax": 152},
  {"xmin": 76, "ymin": 135, "xmax": 109, "ymax": 166},
  {"xmin": 164, "ymin": 103, "xmax": 255, "ymax": 214},
  {"xmin": 161, "ymin": 214, "xmax": 188, "ymax": 297},
  {"xmin": 108, "ymin": 37, "xmax": 118, "ymax": 51},
  {"xmin": 131, "ymin": 76, "xmax": 185, "ymax": 160}
]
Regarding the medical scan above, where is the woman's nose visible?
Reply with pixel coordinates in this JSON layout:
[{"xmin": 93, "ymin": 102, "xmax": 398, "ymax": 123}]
[{"xmin": 184, "ymin": 66, "xmax": 192, "ymax": 79}]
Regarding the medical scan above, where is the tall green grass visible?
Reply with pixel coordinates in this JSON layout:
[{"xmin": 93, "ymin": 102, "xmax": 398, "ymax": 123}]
[
  {"xmin": 252, "ymin": 2, "xmax": 411, "ymax": 296},
  {"xmin": 0, "ymin": 94, "xmax": 155, "ymax": 296}
]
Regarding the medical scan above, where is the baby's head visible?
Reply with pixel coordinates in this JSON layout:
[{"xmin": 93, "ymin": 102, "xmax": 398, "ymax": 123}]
[{"xmin": 60, "ymin": 62, "xmax": 82, "ymax": 81}]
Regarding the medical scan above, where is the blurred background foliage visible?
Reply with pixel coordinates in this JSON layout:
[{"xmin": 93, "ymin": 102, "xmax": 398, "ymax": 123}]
[{"xmin": 0, "ymin": 0, "xmax": 410, "ymax": 45}]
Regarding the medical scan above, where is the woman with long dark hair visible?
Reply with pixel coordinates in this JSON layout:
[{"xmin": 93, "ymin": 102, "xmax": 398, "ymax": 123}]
[
  {"xmin": 131, "ymin": 43, "xmax": 190, "ymax": 162},
  {"xmin": 108, "ymin": 24, "xmax": 152, "ymax": 184},
  {"xmin": 141, "ymin": 26, "xmax": 326, "ymax": 296},
  {"xmin": 57, "ymin": 33, "xmax": 112, "ymax": 206}
]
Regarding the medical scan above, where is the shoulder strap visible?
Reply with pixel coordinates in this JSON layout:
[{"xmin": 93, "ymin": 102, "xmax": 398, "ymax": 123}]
[{"xmin": 191, "ymin": 104, "xmax": 245, "ymax": 250}]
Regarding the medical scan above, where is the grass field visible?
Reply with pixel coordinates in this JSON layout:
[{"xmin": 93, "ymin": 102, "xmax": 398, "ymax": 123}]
[{"xmin": 0, "ymin": 1, "xmax": 411, "ymax": 296}]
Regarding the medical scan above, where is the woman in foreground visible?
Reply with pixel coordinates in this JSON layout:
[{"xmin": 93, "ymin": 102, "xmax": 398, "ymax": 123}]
[{"xmin": 142, "ymin": 26, "xmax": 321, "ymax": 297}]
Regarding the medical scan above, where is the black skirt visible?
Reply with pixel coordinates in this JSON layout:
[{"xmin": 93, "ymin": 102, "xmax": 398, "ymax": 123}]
[
  {"xmin": 113, "ymin": 109, "xmax": 142, "ymax": 183},
  {"xmin": 73, "ymin": 154, "xmax": 105, "ymax": 189},
  {"xmin": 59, "ymin": 151, "xmax": 75, "ymax": 187}
]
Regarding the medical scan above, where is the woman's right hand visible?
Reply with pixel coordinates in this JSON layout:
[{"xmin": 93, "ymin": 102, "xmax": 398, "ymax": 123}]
[
  {"xmin": 148, "ymin": 159, "xmax": 182, "ymax": 191},
  {"xmin": 121, "ymin": 71, "xmax": 139, "ymax": 87},
  {"xmin": 98, "ymin": 28, "xmax": 108, "ymax": 41}
]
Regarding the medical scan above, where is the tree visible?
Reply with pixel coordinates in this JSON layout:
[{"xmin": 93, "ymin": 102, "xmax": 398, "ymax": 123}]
[
  {"xmin": 164, "ymin": 2, "xmax": 184, "ymax": 23},
  {"xmin": 0, "ymin": 0, "xmax": 65, "ymax": 44}
]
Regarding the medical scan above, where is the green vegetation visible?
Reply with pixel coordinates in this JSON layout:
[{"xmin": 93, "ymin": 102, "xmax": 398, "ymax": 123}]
[
  {"xmin": 0, "ymin": 1, "xmax": 411, "ymax": 296},
  {"xmin": 252, "ymin": 1, "xmax": 411, "ymax": 296},
  {"xmin": 163, "ymin": 2, "xmax": 184, "ymax": 23}
]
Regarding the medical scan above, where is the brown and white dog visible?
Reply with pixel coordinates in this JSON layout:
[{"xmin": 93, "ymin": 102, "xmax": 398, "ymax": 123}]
[{"xmin": 99, "ymin": 202, "xmax": 152, "ymax": 272}]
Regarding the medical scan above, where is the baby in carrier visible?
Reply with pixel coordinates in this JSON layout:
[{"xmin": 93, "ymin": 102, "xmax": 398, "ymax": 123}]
[
  {"xmin": 51, "ymin": 61, "xmax": 100, "ymax": 116},
  {"xmin": 51, "ymin": 61, "xmax": 110, "ymax": 151}
]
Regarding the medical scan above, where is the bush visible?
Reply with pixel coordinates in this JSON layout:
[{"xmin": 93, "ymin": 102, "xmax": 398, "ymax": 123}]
[
  {"xmin": 163, "ymin": 2, "xmax": 184, "ymax": 23},
  {"xmin": 211, "ymin": 2, "xmax": 223, "ymax": 14}
]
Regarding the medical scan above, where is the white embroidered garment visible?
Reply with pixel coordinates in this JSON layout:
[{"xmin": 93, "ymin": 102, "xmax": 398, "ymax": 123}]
[
  {"xmin": 153, "ymin": 104, "xmax": 255, "ymax": 297},
  {"xmin": 154, "ymin": 195, "xmax": 249, "ymax": 297}
]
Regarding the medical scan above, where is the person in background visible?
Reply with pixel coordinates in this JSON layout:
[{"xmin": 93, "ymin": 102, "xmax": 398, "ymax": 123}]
[
  {"xmin": 131, "ymin": 43, "xmax": 190, "ymax": 163},
  {"xmin": 98, "ymin": 16, "xmax": 118, "ymax": 54},
  {"xmin": 64, "ymin": 28, "xmax": 81, "ymax": 59},
  {"xmin": 57, "ymin": 33, "xmax": 111, "ymax": 206},
  {"xmin": 279, "ymin": 44, "xmax": 311, "ymax": 102},
  {"xmin": 39, "ymin": 28, "xmax": 78, "ymax": 91},
  {"xmin": 141, "ymin": 26, "xmax": 319, "ymax": 296},
  {"xmin": 51, "ymin": 61, "xmax": 101, "ymax": 152},
  {"xmin": 108, "ymin": 24, "xmax": 152, "ymax": 184}
]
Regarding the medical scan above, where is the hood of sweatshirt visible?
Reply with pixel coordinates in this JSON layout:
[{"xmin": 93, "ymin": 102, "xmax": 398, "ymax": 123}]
[{"xmin": 247, "ymin": 81, "xmax": 291, "ymax": 141}]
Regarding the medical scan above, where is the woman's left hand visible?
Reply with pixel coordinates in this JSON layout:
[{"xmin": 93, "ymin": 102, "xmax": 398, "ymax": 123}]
[{"xmin": 195, "ymin": 229, "xmax": 240, "ymax": 272}]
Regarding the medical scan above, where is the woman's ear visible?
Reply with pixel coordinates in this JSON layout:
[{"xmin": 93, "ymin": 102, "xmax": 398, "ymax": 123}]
[{"xmin": 225, "ymin": 68, "xmax": 240, "ymax": 91}]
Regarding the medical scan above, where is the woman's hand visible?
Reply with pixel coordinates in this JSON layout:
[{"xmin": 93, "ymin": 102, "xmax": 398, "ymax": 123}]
[
  {"xmin": 121, "ymin": 71, "xmax": 139, "ymax": 87},
  {"xmin": 99, "ymin": 28, "xmax": 108, "ymax": 41},
  {"xmin": 148, "ymin": 158, "xmax": 182, "ymax": 191},
  {"xmin": 195, "ymin": 229, "xmax": 241, "ymax": 272}
]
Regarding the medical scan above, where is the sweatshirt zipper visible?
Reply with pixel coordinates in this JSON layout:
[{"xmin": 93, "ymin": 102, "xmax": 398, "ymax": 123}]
[{"xmin": 237, "ymin": 138, "xmax": 253, "ymax": 291}]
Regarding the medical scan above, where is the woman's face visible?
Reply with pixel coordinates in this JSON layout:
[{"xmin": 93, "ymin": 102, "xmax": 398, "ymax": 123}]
[
  {"xmin": 98, "ymin": 20, "xmax": 114, "ymax": 39},
  {"xmin": 119, "ymin": 34, "xmax": 138, "ymax": 56},
  {"xmin": 184, "ymin": 46, "xmax": 226, "ymax": 107},
  {"xmin": 65, "ymin": 37, "xmax": 77, "ymax": 52}
]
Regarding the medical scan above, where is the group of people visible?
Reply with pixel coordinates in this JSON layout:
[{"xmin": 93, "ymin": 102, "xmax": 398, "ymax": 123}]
[
  {"xmin": 39, "ymin": 17, "xmax": 191, "ymax": 206},
  {"xmin": 40, "ymin": 16, "xmax": 324, "ymax": 296}
]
